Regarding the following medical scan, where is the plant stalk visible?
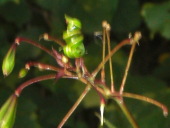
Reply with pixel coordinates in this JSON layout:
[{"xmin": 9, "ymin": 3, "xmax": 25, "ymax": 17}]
[
  {"xmin": 123, "ymin": 92, "xmax": 168, "ymax": 117},
  {"xmin": 92, "ymin": 39, "xmax": 130, "ymax": 78},
  {"xmin": 41, "ymin": 33, "xmax": 65, "ymax": 47},
  {"xmin": 119, "ymin": 42, "xmax": 136, "ymax": 94},
  {"xmin": 115, "ymin": 99, "xmax": 139, "ymax": 128},
  {"xmin": 15, "ymin": 74, "xmax": 56, "ymax": 96},
  {"xmin": 57, "ymin": 85, "xmax": 91, "ymax": 128},
  {"xmin": 15, "ymin": 37, "xmax": 53, "ymax": 56}
]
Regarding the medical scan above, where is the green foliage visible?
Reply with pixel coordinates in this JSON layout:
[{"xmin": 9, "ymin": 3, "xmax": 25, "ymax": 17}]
[
  {"xmin": 0, "ymin": 0, "xmax": 170, "ymax": 128},
  {"xmin": 142, "ymin": 1, "xmax": 170, "ymax": 39},
  {"xmin": 0, "ymin": 0, "xmax": 31, "ymax": 27}
]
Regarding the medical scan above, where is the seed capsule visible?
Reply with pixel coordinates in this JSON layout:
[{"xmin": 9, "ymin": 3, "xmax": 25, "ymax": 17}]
[{"xmin": 2, "ymin": 44, "xmax": 17, "ymax": 76}]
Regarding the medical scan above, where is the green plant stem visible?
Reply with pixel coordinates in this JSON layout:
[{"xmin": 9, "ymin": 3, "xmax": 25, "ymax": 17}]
[
  {"xmin": 92, "ymin": 39, "xmax": 130, "ymax": 78},
  {"xmin": 57, "ymin": 85, "xmax": 91, "ymax": 128},
  {"xmin": 106, "ymin": 26, "xmax": 114, "ymax": 92},
  {"xmin": 115, "ymin": 99, "xmax": 139, "ymax": 128},
  {"xmin": 119, "ymin": 42, "xmax": 136, "ymax": 94},
  {"xmin": 101, "ymin": 23, "xmax": 106, "ymax": 84}
]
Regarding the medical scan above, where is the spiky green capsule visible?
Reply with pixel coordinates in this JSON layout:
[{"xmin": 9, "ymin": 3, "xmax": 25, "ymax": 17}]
[
  {"xmin": 0, "ymin": 94, "xmax": 17, "ymax": 128},
  {"xmin": 2, "ymin": 44, "xmax": 16, "ymax": 76}
]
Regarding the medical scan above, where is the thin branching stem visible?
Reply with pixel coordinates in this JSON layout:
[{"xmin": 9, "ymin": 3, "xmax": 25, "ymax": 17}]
[
  {"xmin": 115, "ymin": 99, "xmax": 139, "ymax": 128},
  {"xmin": 119, "ymin": 42, "xmax": 136, "ymax": 94},
  {"xmin": 123, "ymin": 92, "xmax": 168, "ymax": 117},
  {"xmin": 41, "ymin": 33, "xmax": 65, "ymax": 47},
  {"xmin": 92, "ymin": 39, "xmax": 130, "ymax": 78},
  {"xmin": 101, "ymin": 22, "xmax": 106, "ymax": 84},
  {"xmin": 15, "ymin": 74, "xmax": 56, "ymax": 96},
  {"xmin": 119, "ymin": 32, "xmax": 142, "ymax": 94},
  {"xmin": 25, "ymin": 62, "xmax": 63, "ymax": 72},
  {"xmin": 25, "ymin": 61, "xmax": 75, "ymax": 77},
  {"xmin": 105, "ymin": 24, "xmax": 115, "ymax": 92},
  {"xmin": 57, "ymin": 85, "xmax": 91, "ymax": 128},
  {"xmin": 15, "ymin": 37, "xmax": 53, "ymax": 56}
]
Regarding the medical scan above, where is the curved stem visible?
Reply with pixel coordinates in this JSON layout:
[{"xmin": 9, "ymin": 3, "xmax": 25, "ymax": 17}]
[
  {"xmin": 92, "ymin": 39, "xmax": 130, "ymax": 78},
  {"xmin": 41, "ymin": 33, "xmax": 65, "ymax": 47},
  {"xmin": 123, "ymin": 92, "xmax": 168, "ymax": 117},
  {"xmin": 15, "ymin": 37, "xmax": 53, "ymax": 56},
  {"xmin": 57, "ymin": 85, "xmax": 91, "ymax": 128},
  {"xmin": 15, "ymin": 74, "xmax": 56, "ymax": 96}
]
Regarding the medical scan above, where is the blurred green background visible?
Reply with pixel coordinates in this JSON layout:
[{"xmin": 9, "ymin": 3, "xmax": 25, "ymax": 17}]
[{"xmin": 0, "ymin": 0, "xmax": 170, "ymax": 127}]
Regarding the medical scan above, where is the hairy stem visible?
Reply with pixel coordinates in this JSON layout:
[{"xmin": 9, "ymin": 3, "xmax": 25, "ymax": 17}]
[{"xmin": 57, "ymin": 85, "xmax": 91, "ymax": 128}]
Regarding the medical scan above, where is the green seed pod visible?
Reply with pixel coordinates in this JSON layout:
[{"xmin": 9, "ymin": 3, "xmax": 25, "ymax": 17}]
[
  {"xmin": 0, "ymin": 94, "xmax": 17, "ymax": 128},
  {"xmin": 2, "ymin": 44, "xmax": 16, "ymax": 76},
  {"xmin": 63, "ymin": 15, "xmax": 85, "ymax": 58},
  {"xmin": 18, "ymin": 68, "xmax": 28, "ymax": 78}
]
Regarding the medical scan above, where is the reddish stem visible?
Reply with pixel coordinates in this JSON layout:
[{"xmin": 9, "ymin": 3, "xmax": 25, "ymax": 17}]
[
  {"xmin": 15, "ymin": 74, "xmax": 56, "ymax": 96},
  {"xmin": 41, "ymin": 33, "xmax": 65, "ymax": 47},
  {"xmin": 15, "ymin": 37, "xmax": 53, "ymax": 56},
  {"xmin": 123, "ymin": 92, "xmax": 168, "ymax": 117},
  {"xmin": 25, "ymin": 62, "xmax": 63, "ymax": 72}
]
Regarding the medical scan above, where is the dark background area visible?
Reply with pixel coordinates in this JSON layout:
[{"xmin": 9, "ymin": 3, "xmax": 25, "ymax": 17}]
[{"xmin": 0, "ymin": 0, "xmax": 170, "ymax": 128}]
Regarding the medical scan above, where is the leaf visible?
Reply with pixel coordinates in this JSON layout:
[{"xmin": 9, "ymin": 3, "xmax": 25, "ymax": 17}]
[{"xmin": 142, "ymin": 1, "xmax": 170, "ymax": 39}]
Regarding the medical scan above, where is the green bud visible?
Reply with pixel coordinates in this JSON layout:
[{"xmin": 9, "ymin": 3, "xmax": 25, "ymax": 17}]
[
  {"xmin": 2, "ymin": 44, "xmax": 16, "ymax": 76},
  {"xmin": 18, "ymin": 68, "xmax": 28, "ymax": 78},
  {"xmin": 65, "ymin": 15, "xmax": 82, "ymax": 30},
  {"xmin": 0, "ymin": 94, "xmax": 17, "ymax": 128}
]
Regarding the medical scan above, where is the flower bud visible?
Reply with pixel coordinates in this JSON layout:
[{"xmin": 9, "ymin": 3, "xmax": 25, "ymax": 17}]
[
  {"xmin": 2, "ymin": 44, "xmax": 17, "ymax": 76},
  {"xmin": 18, "ymin": 68, "xmax": 28, "ymax": 78},
  {"xmin": 0, "ymin": 94, "xmax": 17, "ymax": 128}
]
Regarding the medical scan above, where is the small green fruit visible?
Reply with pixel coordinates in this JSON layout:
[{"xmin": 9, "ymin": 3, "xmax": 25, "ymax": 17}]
[{"xmin": 0, "ymin": 94, "xmax": 17, "ymax": 128}]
